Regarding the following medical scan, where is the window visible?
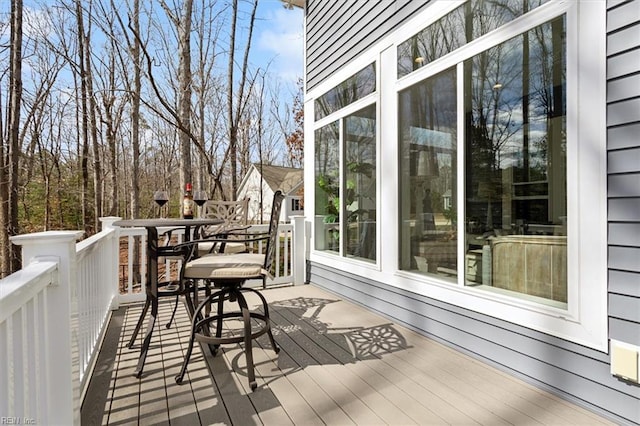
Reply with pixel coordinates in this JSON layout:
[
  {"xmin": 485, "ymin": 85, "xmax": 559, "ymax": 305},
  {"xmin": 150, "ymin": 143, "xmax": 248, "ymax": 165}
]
[
  {"xmin": 291, "ymin": 198, "xmax": 302, "ymax": 212},
  {"xmin": 391, "ymin": 0, "xmax": 607, "ymax": 349},
  {"xmin": 314, "ymin": 64, "xmax": 376, "ymax": 120},
  {"xmin": 399, "ymin": 68, "xmax": 458, "ymax": 280},
  {"xmin": 309, "ymin": 0, "xmax": 606, "ymax": 349},
  {"xmin": 399, "ymin": 13, "xmax": 567, "ymax": 307},
  {"xmin": 397, "ymin": 0, "xmax": 551, "ymax": 78},
  {"xmin": 314, "ymin": 74, "xmax": 377, "ymax": 263},
  {"xmin": 464, "ymin": 17, "xmax": 567, "ymax": 304}
]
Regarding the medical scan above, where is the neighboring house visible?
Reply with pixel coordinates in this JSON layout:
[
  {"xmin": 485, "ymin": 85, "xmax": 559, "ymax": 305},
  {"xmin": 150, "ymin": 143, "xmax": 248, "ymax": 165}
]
[
  {"xmin": 299, "ymin": 1, "xmax": 639, "ymax": 424},
  {"xmin": 237, "ymin": 163, "xmax": 304, "ymax": 223}
]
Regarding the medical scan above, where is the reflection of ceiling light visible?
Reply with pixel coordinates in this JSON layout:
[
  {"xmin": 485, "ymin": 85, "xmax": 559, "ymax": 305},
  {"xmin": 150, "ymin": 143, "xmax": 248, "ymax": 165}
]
[
  {"xmin": 493, "ymin": 83, "xmax": 503, "ymax": 90},
  {"xmin": 414, "ymin": 56, "xmax": 425, "ymax": 64}
]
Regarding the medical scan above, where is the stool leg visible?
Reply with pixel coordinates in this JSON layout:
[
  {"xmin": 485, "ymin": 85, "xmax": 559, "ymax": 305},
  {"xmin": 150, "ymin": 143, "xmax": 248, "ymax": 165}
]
[
  {"xmin": 183, "ymin": 281, "xmax": 197, "ymax": 320},
  {"xmin": 252, "ymin": 289, "xmax": 280, "ymax": 354},
  {"xmin": 128, "ymin": 294, "xmax": 151, "ymax": 349},
  {"xmin": 175, "ymin": 295, "xmax": 210, "ymax": 384},
  {"xmin": 165, "ymin": 295, "xmax": 179, "ymax": 329},
  {"xmin": 236, "ymin": 291, "xmax": 257, "ymax": 390},
  {"xmin": 208, "ymin": 289, "xmax": 227, "ymax": 356}
]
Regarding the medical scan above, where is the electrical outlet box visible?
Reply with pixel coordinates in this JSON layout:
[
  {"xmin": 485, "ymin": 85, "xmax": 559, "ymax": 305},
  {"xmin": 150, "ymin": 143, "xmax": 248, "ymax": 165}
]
[{"xmin": 611, "ymin": 340, "xmax": 639, "ymax": 383}]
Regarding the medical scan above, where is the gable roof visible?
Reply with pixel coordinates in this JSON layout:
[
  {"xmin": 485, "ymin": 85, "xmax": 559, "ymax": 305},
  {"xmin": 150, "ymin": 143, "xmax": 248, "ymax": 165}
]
[{"xmin": 239, "ymin": 164, "xmax": 304, "ymax": 196}]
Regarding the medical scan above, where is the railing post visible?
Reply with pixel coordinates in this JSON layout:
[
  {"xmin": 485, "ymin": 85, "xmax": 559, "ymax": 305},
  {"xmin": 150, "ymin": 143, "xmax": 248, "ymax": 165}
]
[
  {"xmin": 10, "ymin": 230, "xmax": 84, "ymax": 426},
  {"xmin": 101, "ymin": 216, "xmax": 122, "ymax": 310},
  {"xmin": 291, "ymin": 215, "xmax": 306, "ymax": 285}
]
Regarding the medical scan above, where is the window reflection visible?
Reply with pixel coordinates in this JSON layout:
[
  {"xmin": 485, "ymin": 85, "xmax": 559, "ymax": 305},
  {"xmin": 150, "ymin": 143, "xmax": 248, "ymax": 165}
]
[
  {"xmin": 314, "ymin": 106, "xmax": 378, "ymax": 263},
  {"xmin": 315, "ymin": 123, "xmax": 340, "ymax": 252},
  {"xmin": 315, "ymin": 64, "xmax": 376, "ymax": 120},
  {"xmin": 345, "ymin": 105, "xmax": 376, "ymax": 262},
  {"xmin": 464, "ymin": 17, "xmax": 567, "ymax": 304},
  {"xmin": 399, "ymin": 68, "xmax": 458, "ymax": 280},
  {"xmin": 398, "ymin": 0, "xmax": 550, "ymax": 78}
]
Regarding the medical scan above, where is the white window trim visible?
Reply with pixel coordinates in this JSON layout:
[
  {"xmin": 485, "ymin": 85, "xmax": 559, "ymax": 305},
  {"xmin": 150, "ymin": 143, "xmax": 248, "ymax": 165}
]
[{"xmin": 306, "ymin": 0, "xmax": 607, "ymax": 351}]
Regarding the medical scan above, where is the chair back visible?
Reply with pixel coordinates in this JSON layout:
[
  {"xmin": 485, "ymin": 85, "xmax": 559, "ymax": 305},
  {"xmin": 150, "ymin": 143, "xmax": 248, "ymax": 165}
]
[
  {"xmin": 203, "ymin": 197, "xmax": 249, "ymax": 228},
  {"xmin": 263, "ymin": 190, "xmax": 285, "ymax": 277}
]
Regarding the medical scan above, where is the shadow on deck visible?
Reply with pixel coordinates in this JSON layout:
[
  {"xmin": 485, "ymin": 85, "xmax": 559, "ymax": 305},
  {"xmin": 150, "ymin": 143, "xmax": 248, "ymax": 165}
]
[{"xmin": 82, "ymin": 284, "xmax": 613, "ymax": 425}]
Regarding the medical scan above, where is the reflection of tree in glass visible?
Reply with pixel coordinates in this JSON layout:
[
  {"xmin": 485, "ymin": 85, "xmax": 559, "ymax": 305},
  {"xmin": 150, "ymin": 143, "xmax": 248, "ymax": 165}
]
[{"xmin": 398, "ymin": 0, "xmax": 551, "ymax": 78}]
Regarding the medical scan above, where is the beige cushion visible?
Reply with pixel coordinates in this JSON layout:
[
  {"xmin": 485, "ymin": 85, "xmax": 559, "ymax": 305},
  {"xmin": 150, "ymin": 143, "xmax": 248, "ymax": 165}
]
[
  {"xmin": 184, "ymin": 253, "xmax": 265, "ymax": 280},
  {"xmin": 197, "ymin": 241, "xmax": 248, "ymax": 256}
]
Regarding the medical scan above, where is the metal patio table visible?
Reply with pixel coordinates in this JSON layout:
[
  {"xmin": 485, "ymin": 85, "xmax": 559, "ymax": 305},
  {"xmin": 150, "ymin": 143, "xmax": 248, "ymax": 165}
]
[{"xmin": 114, "ymin": 218, "xmax": 222, "ymax": 377}]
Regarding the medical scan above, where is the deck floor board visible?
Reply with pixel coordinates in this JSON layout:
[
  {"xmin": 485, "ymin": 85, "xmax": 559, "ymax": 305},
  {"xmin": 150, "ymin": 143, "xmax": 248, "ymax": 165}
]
[{"xmin": 81, "ymin": 284, "xmax": 616, "ymax": 425}]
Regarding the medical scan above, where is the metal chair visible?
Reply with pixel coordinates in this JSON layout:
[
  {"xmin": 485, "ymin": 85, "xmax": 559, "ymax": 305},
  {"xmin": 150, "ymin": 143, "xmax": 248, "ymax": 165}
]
[
  {"xmin": 174, "ymin": 190, "xmax": 284, "ymax": 391},
  {"xmin": 198, "ymin": 197, "xmax": 250, "ymax": 256}
]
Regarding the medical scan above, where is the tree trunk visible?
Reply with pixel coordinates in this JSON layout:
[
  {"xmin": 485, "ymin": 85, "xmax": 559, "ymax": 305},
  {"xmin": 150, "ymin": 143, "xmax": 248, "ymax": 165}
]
[
  {"xmin": 128, "ymin": 0, "xmax": 141, "ymax": 221},
  {"xmin": 76, "ymin": 0, "xmax": 92, "ymax": 236},
  {"xmin": 227, "ymin": 0, "xmax": 238, "ymax": 197},
  {"xmin": 178, "ymin": 0, "xmax": 194, "ymax": 202},
  {"xmin": 85, "ymin": 34, "xmax": 102, "ymax": 232},
  {"xmin": 2, "ymin": 0, "xmax": 24, "ymax": 275}
]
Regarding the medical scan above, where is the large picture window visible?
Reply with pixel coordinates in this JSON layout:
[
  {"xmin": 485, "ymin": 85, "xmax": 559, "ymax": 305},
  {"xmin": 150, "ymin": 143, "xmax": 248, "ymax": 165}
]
[
  {"xmin": 399, "ymin": 68, "xmax": 458, "ymax": 280},
  {"xmin": 464, "ymin": 17, "xmax": 566, "ymax": 304},
  {"xmin": 399, "ymin": 14, "xmax": 567, "ymax": 307}
]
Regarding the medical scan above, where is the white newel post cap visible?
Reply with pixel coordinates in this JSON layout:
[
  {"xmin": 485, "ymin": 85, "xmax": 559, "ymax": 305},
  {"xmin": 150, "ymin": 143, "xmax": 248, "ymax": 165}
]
[
  {"xmin": 11, "ymin": 230, "xmax": 83, "ymax": 263},
  {"xmin": 100, "ymin": 216, "xmax": 122, "ymax": 230}
]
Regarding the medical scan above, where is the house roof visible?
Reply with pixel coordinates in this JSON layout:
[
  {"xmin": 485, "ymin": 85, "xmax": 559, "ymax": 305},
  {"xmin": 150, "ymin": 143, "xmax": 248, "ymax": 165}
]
[
  {"xmin": 282, "ymin": 0, "xmax": 304, "ymax": 9},
  {"xmin": 241, "ymin": 164, "xmax": 303, "ymax": 195}
]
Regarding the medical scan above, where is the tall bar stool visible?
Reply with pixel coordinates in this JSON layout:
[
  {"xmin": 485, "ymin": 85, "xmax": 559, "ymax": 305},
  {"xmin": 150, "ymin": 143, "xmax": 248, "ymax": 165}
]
[{"xmin": 174, "ymin": 191, "xmax": 284, "ymax": 390}]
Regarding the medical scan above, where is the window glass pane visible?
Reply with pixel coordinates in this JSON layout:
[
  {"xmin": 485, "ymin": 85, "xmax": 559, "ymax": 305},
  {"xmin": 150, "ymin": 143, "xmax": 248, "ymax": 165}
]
[
  {"xmin": 399, "ymin": 68, "xmax": 458, "ymax": 280},
  {"xmin": 315, "ymin": 63, "xmax": 376, "ymax": 120},
  {"xmin": 344, "ymin": 105, "xmax": 377, "ymax": 262},
  {"xmin": 464, "ymin": 17, "xmax": 567, "ymax": 305},
  {"xmin": 398, "ymin": 0, "xmax": 550, "ymax": 78},
  {"xmin": 315, "ymin": 122, "xmax": 340, "ymax": 252}
]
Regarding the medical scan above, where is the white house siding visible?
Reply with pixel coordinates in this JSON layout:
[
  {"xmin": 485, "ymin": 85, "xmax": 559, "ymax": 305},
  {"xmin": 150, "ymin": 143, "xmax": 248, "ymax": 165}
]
[
  {"xmin": 238, "ymin": 168, "xmax": 276, "ymax": 223},
  {"xmin": 304, "ymin": 0, "xmax": 640, "ymax": 424},
  {"xmin": 237, "ymin": 166, "xmax": 304, "ymax": 223}
]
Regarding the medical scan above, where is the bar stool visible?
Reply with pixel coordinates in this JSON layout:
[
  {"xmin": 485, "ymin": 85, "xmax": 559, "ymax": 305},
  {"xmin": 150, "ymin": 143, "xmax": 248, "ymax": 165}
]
[{"xmin": 174, "ymin": 191, "xmax": 284, "ymax": 390}]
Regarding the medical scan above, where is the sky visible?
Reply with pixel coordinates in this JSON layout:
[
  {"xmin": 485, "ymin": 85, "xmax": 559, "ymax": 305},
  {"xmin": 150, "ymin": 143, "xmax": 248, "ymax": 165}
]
[
  {"xmin": 9, "ymin": 0, "xmax": 304, "ymax": 86},
  {"xmin": 254, "ymin": 0, "xmax": 304, "ymax": 84}
]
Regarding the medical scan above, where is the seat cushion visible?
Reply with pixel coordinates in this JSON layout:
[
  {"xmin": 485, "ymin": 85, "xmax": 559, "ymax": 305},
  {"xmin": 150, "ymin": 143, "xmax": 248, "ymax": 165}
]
[
  {"xmin": 184, "ymin": 253, "xmax": 265, "ymax": 279},
  {"xmin": 197, "ymin": 241, "xmax": 248, "ymax": 256}
]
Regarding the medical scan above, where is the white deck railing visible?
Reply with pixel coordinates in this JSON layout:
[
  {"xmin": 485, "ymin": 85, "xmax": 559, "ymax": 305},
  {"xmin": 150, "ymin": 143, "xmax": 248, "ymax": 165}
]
[{"xmin": 0, "ymin": 216, "xmax": 305, "ymax": 425}]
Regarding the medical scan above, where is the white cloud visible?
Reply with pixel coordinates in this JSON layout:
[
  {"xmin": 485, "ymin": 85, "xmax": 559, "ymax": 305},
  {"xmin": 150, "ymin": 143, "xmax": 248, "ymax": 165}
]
[{"xmin": 256, "ymin": 3, "xmax": 304, "ymax": 83}]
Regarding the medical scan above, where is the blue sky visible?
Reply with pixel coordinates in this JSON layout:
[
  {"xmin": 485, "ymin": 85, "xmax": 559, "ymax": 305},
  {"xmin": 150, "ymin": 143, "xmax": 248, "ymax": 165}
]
[
  {"xmin": 11, "ymin": 0, "xmax": 304, "ymax": 86},
  {"xmin": 254, "ymin": 0, "xmax": 304, "ymax": 84}
]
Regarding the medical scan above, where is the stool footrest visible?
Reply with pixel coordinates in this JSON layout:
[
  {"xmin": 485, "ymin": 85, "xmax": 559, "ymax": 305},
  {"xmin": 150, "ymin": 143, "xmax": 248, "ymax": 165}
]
[{"xmin": 194, "ymin": 311, "xmax": 271, "ymax": 345}]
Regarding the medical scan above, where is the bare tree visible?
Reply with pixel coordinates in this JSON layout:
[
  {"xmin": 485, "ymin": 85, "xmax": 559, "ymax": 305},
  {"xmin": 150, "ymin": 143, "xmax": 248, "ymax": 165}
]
[
  {"xmin": 226, "ymin": 0, "xmax": 258, "ymax": 199},
  {"xmin": 1, "ymin": 0, "xmax": 24, "ymax": 274},
  {"xmin": 0, "ymin": 0, "xmax": 300, "ymax": 257}
]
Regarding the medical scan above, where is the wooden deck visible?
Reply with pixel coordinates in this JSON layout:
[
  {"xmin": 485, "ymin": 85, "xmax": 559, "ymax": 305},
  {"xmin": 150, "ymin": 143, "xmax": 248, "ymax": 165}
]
[{"xmin": 82, "ymin": 284, "xmax": 614, "ymax": 425}]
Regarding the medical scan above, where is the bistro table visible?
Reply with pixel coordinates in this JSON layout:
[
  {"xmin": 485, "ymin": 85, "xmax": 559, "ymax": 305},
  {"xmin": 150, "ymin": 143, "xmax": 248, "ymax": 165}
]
[{"xmin": 114, "ymin": 218, "xmax": 222, "ymax": 377}]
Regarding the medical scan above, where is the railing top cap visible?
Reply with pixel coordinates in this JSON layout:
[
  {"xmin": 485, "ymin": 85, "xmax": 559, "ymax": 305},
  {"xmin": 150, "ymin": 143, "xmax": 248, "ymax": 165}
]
[{"xmin": 11, "ymin": 230, "xmax": 84, "ymax": 245}]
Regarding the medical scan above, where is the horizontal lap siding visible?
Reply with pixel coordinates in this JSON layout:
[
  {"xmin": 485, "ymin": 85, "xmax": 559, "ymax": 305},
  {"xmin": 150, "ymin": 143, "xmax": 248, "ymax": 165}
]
[
  {"xmin": 306, "ymin": 0, "xmax": 433, "ymax": 91},
  {"xmin": 305, "ymin": 0, "xmax": 640, "ymax": 424},
  {"xmin": 607, "ymin": 0, "xmax": 640, "ymax": 372}
]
